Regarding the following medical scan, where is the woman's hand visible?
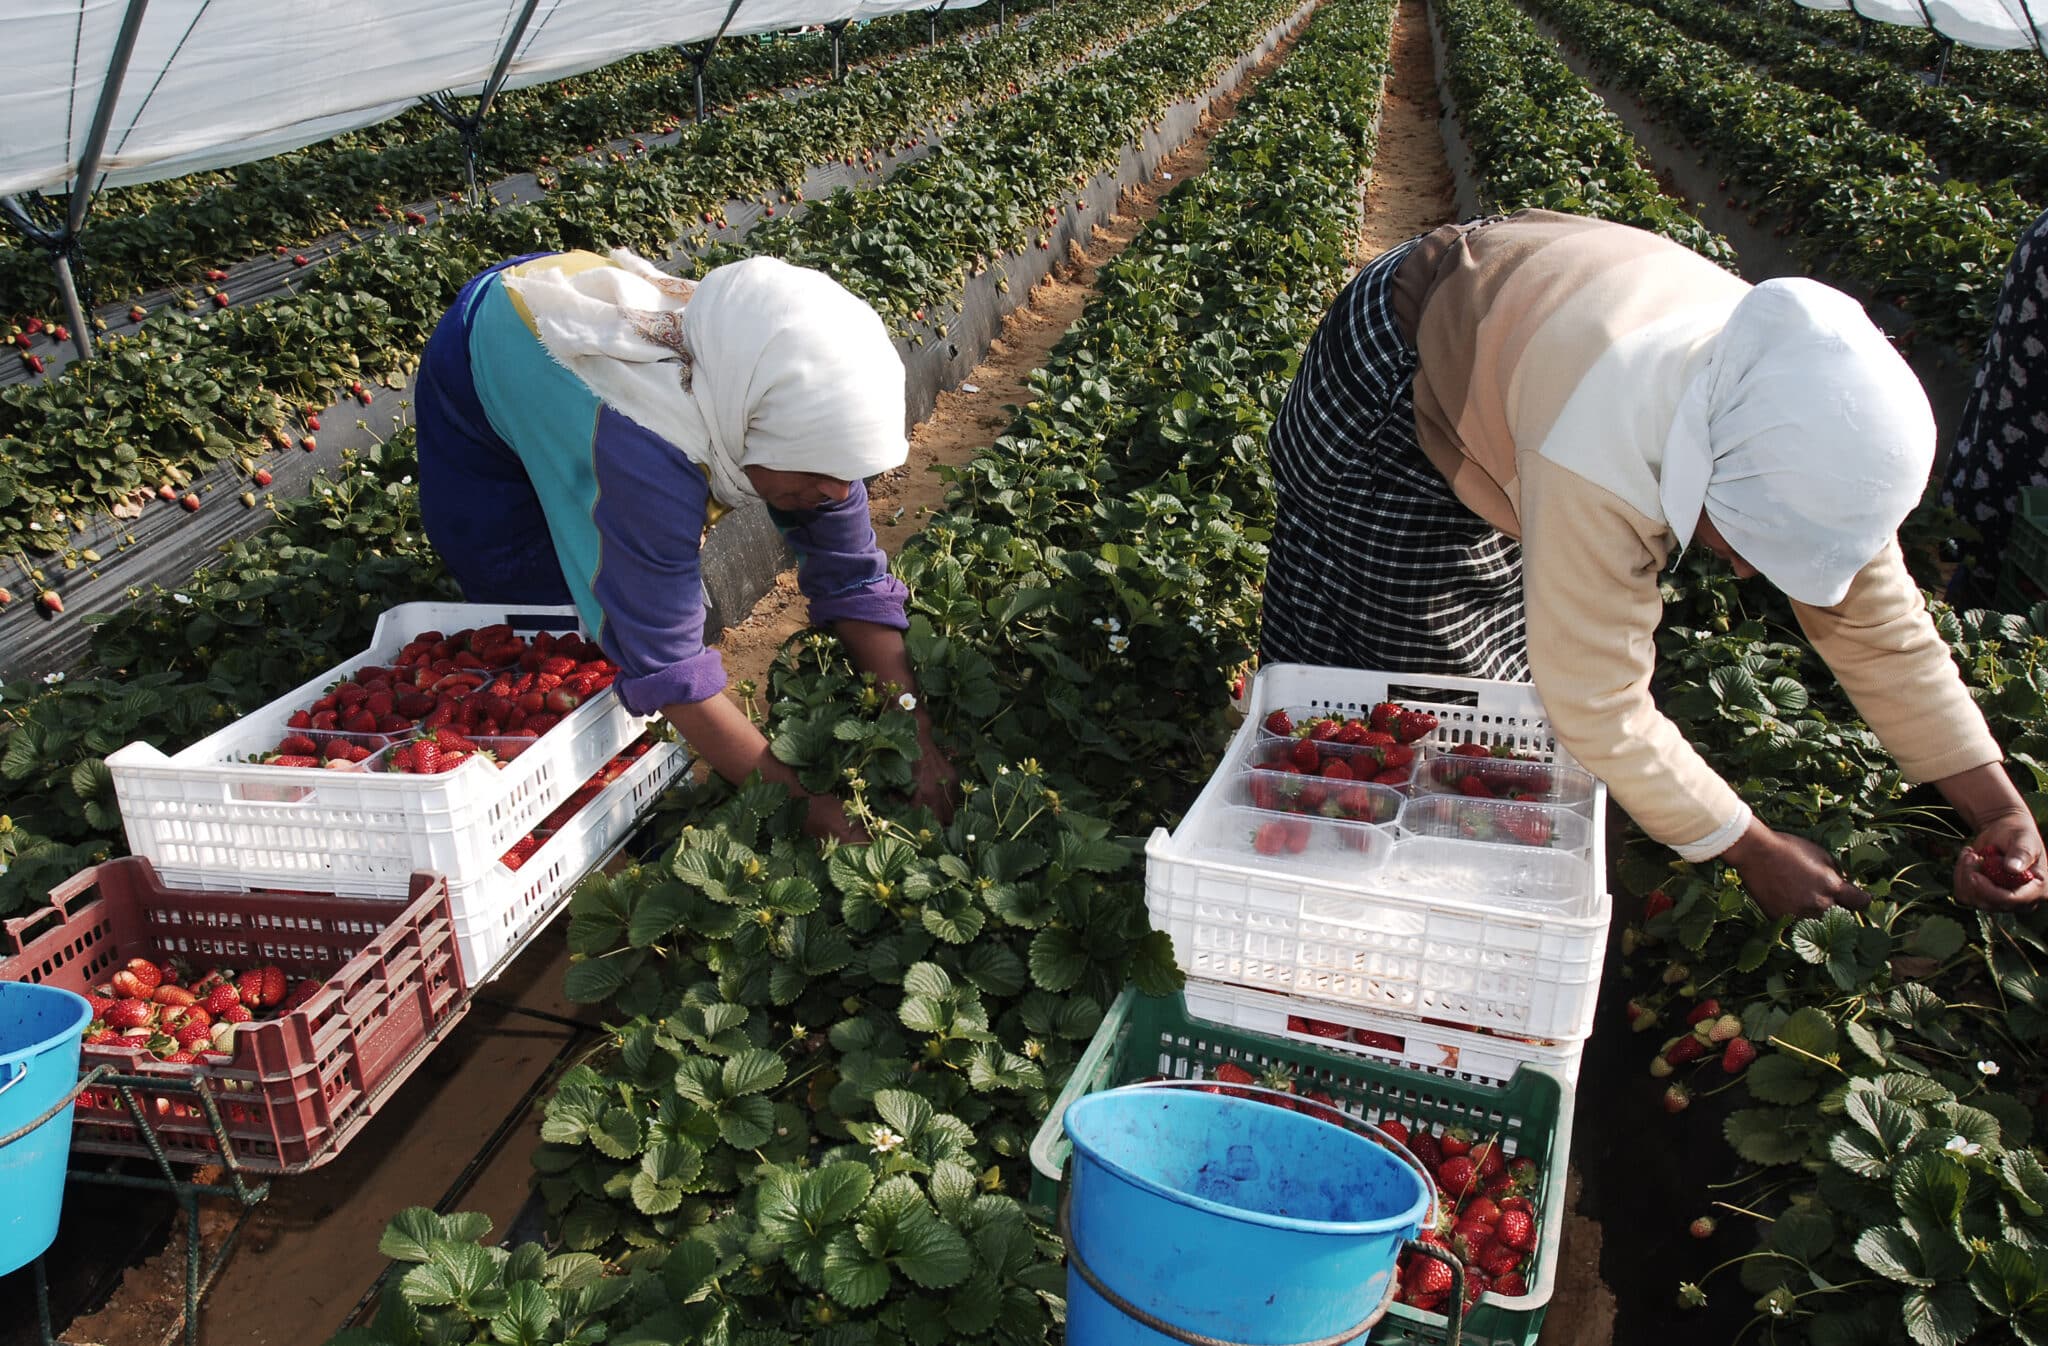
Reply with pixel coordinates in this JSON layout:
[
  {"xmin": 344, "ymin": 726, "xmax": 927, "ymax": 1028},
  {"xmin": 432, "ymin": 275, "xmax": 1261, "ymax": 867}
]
[
  {"xmin": 803, "ymin": 792, "xmax": 871, "ymax": 846},
  {"xmin": 1955, "ymin": 809, "xmax": 2045, "ymax": 911},
  {"xmin": 1936, "ymin": 762, "xmax": 2046, "ymax": 911},
  {"xmin": 1721, "ymin": 820, "xmax": 1870, "ymax": 921},
  {"xmin": 909, "ymin": 725, "xmax": 959, "ymax": 823}
]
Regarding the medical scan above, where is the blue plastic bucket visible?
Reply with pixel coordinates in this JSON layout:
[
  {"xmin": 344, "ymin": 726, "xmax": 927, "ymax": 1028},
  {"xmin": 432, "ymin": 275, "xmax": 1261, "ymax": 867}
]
[
  {"xmin": 1063, "ymin": 1084, "xmax": 1431, "ymax": 1345},
  {"xmin": 0, "ymin": 982, "xmax": 92, "ymax": 1276}
]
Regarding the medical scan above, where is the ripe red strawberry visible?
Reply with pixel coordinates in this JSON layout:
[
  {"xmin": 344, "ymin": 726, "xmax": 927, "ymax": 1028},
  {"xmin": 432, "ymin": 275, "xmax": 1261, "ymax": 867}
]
[
  {"xmin": 1403, "ymin": 1253, "xmax": 1455, "ymax": 1297},
  {"xmin": 1409, "ymin": 1130, "xmax": 1443, "ymax": 1170},
  {"xmin": 1493, "ymin": 1272, "xmax": 1528, "ymax": 1297},
  {"xmin": 1394, "ymin": 709, "xmax": 1438, "ymax": 743},
  {"xmin": 1354, "ymin": 1029, "xmax": 1403, "ymax": 1050},
  {"xmin": 281, "ymin": 979, "xmax": 322, "ymax": 1013},
  {"xmin": 1305, "ymin": 717, "xmax": 1342, "ymax": 743},
  {"xmin": 1500, "ymin": 810, "xmax": 1552, "ymax": 847},
  {"xmin": 1438, "ymin": 1156, "xmax": 1479, "ymax": 1197},
  {"xmin": 1376, "ymin": 1119, "xmax": 1409, "ymax": 1148},
  {"xmin": 1460, "ymin": 776, "xmax": 1496, "ymax": 798},
  {"xmin": 1643, "ymin": 889, "xmax": 1674, "ymax": 920},
  {"xmin": 1254, "ymin": 822, "xmax": 1290, "ymax": 856},
  {"xmin": 111, "ymin": 958, "xmax": 163, "ymax": 998},
  {"xmin": 1262, "ymin": 709, "xmax": 1294, "ymax": 736},
  {"xmin": 85, "ymin": 992, "xmax": 116, "ymax": 1018},
  {"xmin": 1439, "ymin": 1127, "xmax": 1473, "ymax": 1158},
  {"xmin": 503, "ymin": 836, "xmax": 540, "ymax": 870},
  {"xmin": 1977, "ymin": 843, "xmax": 2039, "ymax": 890},
  {"xmin": 267, "ymin": 754, "xmax": 319, "ymax": 768},
  {"xmin": 1287, "ymin": 1015, "xmax": 1350, "ymax": 1041},
  {"xmin": 1369, "ymin": 702, "xmax": 1402, "ymax": 734},
  {"xmin": 222, "ymin": 1004, "xmax": 252, "ymax": 1024},
  {"xmin": 1464, "ymin": 1196, "xmax": 1501, "ymax": 1226},
  {"xmin": 1479, "ymin": 1243, "xmax": 1523, "ymax": 1278},
  {"xmin": 1289, "ymin": 738, "xmax": 1320, "ymax": 771},
  {"xmin": 1499, "ymin": 1192, "xmax": 1535, "ymax": 1217},
  {"xmin": 1374, "ymin": 769, "xmax": 1410, "ymax": 786},
  {"xmin": 201, "ymin": 984, "xmax": 241, "ymax": 1016},
  {"xmin": 1665, "ymin": 1035, "xmax": 1707, "ymax": 1067},
  {"xmin": 173, "ymin": 1020, "xmax": 214, "ymax": 1050},
  {"xmin": 1332, "ymin": 719, "xmax": 1370, "ymax": 745},
  {"xmin": 277, "ymin": 733, "xmax": 318, "ymax": 757},
  {"xmin": 1451, "ymin": 742, "xmax": 1491, "ymax": 758},
  {"xmin": 1320, "ymin": 758, "xmax": 1355, "ymax": 781},
  {"xmin": 1497, "ymin": 1209, "xmax": 1536, "ymax": 1252},
  {"xmin": 1210, "ymin": 1062, "xmax": 1256, "ymax": 1099},
  {"xmin": 84, "ymin": 1024, "xmax": 123, "ymax": 1047},
  {"xmin": 161, "ymin": 1050, "xmax": 201, "ymax": 1065},
  {"xmin": 1685, "ymin": 998, "xmax": 1721, "ymax": 1026},
  {"xmin": 1472, "ymin": 1141, "xmax": 1506, "ymax": 1181},
  {"xmin": 107, "ymin": 998, "xmax": 156, "ymax": 1029},
  {"xmin": 1721, "ymin": 1038, "xmax": 1757, "ymax": 1073}
]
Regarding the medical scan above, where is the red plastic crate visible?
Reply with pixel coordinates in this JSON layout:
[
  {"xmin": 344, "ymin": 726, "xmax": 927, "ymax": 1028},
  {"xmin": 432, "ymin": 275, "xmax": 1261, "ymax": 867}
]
[{"xmin": 1, "ymin": 857, "xmax": 469, "ymax": 1172}]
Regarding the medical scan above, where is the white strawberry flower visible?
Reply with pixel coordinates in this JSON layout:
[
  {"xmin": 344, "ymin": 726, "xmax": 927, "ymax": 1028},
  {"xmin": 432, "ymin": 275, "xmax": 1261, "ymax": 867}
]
[
  {"xmin": 43, "ymin": 671, "xmax": 64, "ymax": 685},
  {"xmin": 0, "ymin": 862, "xmax": 9, "ymax": 878},
  {"xmin": 897, "ymin": 692, "xmax": 917, "ymax": 711},
  {"xmin": 870, "ymin": 1126, "xmax": 905, "ymax": 1155},
  {"xmin": 1945, "ymin": 1135, "xmax": 1983, "ymax": 1158},
  {"xmin": 1108, "ymin": 634, "xmax": 1130, "ymax": 654},
  {"xmin": 172, "ymin": 592, "xmax": 193, "ymax": 605},
  {"xmin": 1978, "ymin": 1059, "xmax": 2000, "ymax": 1077}
]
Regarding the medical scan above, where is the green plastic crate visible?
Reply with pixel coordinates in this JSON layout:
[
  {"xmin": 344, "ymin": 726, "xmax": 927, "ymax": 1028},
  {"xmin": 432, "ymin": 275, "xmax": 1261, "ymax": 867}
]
[
  {"xmin": 1031, "ymin": 990, "xmax": 1573, "ymax": 1346},
  {"xmin": 1998, "ymin": 486, "xmax": 2048, "ymax": 612}
]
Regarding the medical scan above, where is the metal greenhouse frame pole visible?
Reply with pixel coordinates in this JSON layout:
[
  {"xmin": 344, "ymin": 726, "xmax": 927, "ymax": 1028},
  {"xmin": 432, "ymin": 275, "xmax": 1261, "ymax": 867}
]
[
  {"xmin": 423, "ymin": 0, "xmax": 546, "ymax": 206},
  {"xmin": 827, "ymin": 19, "xmax": 852, "ymax": 78},
  {"xmin": 685, "ymin": 0, "xmax": 749, "ymax": 123},
  {"xmin": 928, "ymin": 0, "xmax": 952, "ymax": 48},
  {"xmin": 2016, "ymin": 0, "xmax": 2048, "ymax": 76},
  {"xmin": 0, "ymin": 0, "xmax": 153, "ymax": 361}
]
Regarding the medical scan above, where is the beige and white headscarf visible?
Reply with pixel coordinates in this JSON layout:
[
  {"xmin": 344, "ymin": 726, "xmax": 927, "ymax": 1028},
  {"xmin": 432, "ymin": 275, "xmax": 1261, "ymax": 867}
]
[
  {"xmin": 1659, "ymin": 278, "xmax": 1934, "ymax": 608},
  {"xmin": 503, "ymin": 249, "xmax": 908, "ymax": 506}
]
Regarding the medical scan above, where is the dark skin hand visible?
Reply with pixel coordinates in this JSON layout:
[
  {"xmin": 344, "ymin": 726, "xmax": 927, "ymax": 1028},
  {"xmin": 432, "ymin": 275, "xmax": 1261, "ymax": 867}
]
[
  {"xmin": 1693, "ymin": 512, "xmax": 2044, "ymax": 917},
  {"xmin": 660, "ymin": 466, "xmax": 960, "ymax": 845}
]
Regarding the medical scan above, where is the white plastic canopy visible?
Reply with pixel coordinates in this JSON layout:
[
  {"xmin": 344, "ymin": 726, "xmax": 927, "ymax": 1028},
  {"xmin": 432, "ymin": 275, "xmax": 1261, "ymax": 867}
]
[
  {"xmin": 1792, "ymin": 0, "xmax": 2048, "ymax": 53},
  {"xmin": 0, "ymin": 0, "xmax": 990, "ymax": 202}
]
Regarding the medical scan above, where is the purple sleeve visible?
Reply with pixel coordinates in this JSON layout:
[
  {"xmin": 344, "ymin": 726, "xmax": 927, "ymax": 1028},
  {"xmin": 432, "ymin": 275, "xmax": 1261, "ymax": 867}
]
[
  {"xmin": 590, "ymin": 405, "xmax": 729, "ymax": 713},
  {"xmin": 769, "ymin": 479, "xmax": 910, "ymax": 630}
]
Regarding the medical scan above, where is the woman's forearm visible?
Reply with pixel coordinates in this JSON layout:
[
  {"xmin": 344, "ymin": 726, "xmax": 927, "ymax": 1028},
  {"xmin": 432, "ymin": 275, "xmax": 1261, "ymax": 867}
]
[
  {"xmin": 664, "ymin": 693, "xmax": 803, "ymax": 792},
  {"xmin": 1934, "ymin": 759, "xmax": 2032, "ymax": 831}
]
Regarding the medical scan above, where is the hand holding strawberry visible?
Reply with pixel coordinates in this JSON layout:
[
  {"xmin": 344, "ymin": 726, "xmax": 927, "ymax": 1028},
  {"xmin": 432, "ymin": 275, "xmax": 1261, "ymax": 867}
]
[{"xmin": 1955, "ymin": 815, "xmax": 2046, "ymax": 911}]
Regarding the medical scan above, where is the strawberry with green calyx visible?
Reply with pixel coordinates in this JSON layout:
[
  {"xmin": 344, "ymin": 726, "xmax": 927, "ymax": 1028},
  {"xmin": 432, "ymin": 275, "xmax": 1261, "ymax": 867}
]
[
  {"xmin": 1369, "ymin": 702, "xmax": 1403, "ymax": 735},
  {"xmin": 1708, "ymin": 1014, "xmax": 1743, "ymax": 1043},
  {"xmin": 1394, "ymin": 709, "xmax": 1438, "ymax": 743},
  {"xmin": 1208, "ymin": 1062, "xmax": 1256, "ymax": 1099},
  {"xmin": 1663, "ymin": 1083, "xmax": 1692, "ymax": 1114},
  {"xmin": 1437, "ymin": 1155, "xmax": 1479, "ymax": 1200}
]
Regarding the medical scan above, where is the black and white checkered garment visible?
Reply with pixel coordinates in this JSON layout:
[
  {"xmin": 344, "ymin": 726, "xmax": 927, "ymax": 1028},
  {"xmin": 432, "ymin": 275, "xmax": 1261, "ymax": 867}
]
[{"xmin": 1259, "ymin": 237, "xmax": 1531, "ymax": 681}]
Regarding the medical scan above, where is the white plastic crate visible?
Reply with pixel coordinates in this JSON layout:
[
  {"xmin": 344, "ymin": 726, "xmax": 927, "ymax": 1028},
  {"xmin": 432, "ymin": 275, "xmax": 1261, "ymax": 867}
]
[
  {"xmin": 108, "ymin": 603, "xmax": 663, "ymax": 898},
  {"xmin": 449, "ymin": 738, "xmax": 689, "ymax": 984},
  {"xmin": 1149, "ymin": 664, "xmax": 1611, "ymax": 1043},
  {"xmin": 1181, "ymin": 980, "xmax": 1583, "ymax": 1087}
]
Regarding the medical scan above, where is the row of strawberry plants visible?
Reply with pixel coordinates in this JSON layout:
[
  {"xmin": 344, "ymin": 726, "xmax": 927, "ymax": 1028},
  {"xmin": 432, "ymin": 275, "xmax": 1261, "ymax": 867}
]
[
  {"xmin": 326, "ymin": 6, "xmax": 1400, "ymax": 1342},
  {"xmin": 1520, "ymin": 0, "xmax": 2029, "ymax": 350},
  {"xmin": 1433, "ymin": 0, "xmax": 1733, "ymax": 262},
  {"xmin": 0, "ymin": 5, "xmax": 1029, "ymax": 321},
  {"xmin": 1760, "ymin": 0, "xmax": 2048, "ymax": 114},
  {"xmin": 1619, "ymin": 0, "xmax": 2048, "ymax": 205},
  {"xmin": 0, "ymin": 0, "xmax": 1183, "ymax": 569},
  {"xmin": 0, "ymin": 0, "xmax": 1206, "ymax": 917},
  {"xmin": 708, "ymin": 0, "xmax": 1316, "ymax": 330},
  {"xmin": 1608, "ymin": 554, "xmax": 2048, "ymax": 1343}
]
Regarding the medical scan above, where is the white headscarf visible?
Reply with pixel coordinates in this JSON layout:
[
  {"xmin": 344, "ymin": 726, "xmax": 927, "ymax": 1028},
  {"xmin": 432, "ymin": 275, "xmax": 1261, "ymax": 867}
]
[
  {"xmin": 1659, "ymin": 278, "xmax": 1934, "ymax": 608},
  {"xmin": 502, "ymin": 250, "xmax": 907, "ymax": 506}
]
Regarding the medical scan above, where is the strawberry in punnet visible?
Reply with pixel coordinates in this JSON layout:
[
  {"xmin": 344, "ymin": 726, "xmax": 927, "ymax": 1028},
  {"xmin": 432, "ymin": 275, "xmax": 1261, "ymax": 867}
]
[
  {"xmin": 1369, "ymin": 701, "xmax": 1403, "ymax": 735},
  {"xmin": 1289, "ymin": 738, "xmax": 1320, "ymax": 772},
  {"xmin": 1262, "ymin": 709, "xmax": 1294, "ymax": 736},
  {"xmin": 1253, "ymin": 821, "xmax": 1291, "ymax": 856},
  {"xmin": 1305, "ymin": 717, "xmax": 1342, "ymax": 743},
  {"xmin": 1287, "ymin": 1015, "xmax": 1351, "ymax": 1042},
  {"xmin": 111, "ymin": 958, "xmax": 163, "ymax": 999},
  {"xmin": 1320, "ymin": 758, "xmax": 1355, "ymax": 781},
  {"xmin": 1721, "ymin": 1037, "xmax": 1757, "ymax": 1073},
  {"xmin": 1393, "ymin": 708, "xmax": 1438, "ymax": 743}
]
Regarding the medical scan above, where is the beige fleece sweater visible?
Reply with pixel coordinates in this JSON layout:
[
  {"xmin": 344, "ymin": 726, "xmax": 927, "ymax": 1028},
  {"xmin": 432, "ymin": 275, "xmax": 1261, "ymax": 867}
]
[{"xmin": 1390, "ymin": 211, "xmax": 1998, "ymax": 856}]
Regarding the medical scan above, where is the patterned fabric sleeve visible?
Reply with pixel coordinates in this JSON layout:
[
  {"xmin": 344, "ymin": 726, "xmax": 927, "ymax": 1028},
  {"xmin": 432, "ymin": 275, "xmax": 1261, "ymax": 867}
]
[
  {"xmin": 768, "ymin": 480, "xmax": 911, "ymax": 629},
  {"xmin": 1943, "ymin": 206, "xmax": 2048, "ymax": 573}
]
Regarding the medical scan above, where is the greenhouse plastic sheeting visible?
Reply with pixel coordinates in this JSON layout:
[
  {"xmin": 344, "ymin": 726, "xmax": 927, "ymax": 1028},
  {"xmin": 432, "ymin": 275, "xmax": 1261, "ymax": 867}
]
[
  {"xmin": 1791, "ymin": 0, "xmax": 2048, "ymax": 51},
  {"xmin": 0, "ymin": 0, "xmax": 988, "ymax": 199}
]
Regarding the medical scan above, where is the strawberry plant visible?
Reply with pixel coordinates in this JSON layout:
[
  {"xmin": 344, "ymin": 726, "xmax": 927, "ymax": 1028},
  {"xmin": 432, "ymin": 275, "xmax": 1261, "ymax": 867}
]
[
  {"xmin": 1523, "ymin": 0, "xmax": 2030, "ymax": 349},
  {"xmin": 1434, "ymin": 0, "xmax": 1735, "ymax": 263}
]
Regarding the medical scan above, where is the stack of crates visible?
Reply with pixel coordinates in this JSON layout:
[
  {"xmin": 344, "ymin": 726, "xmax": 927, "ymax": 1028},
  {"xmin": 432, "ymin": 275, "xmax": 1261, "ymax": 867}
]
[
  {"xmin": 1036, "ymin": 664, "xmax": 1609, "ymax": 1345},
  {"xmin": 105, "ymin": 602, "xmax": 690, "ymax": 985},
  {"xmin": 1997, "ymin": 486, "xmax": 2048, "ymax": 613}
]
